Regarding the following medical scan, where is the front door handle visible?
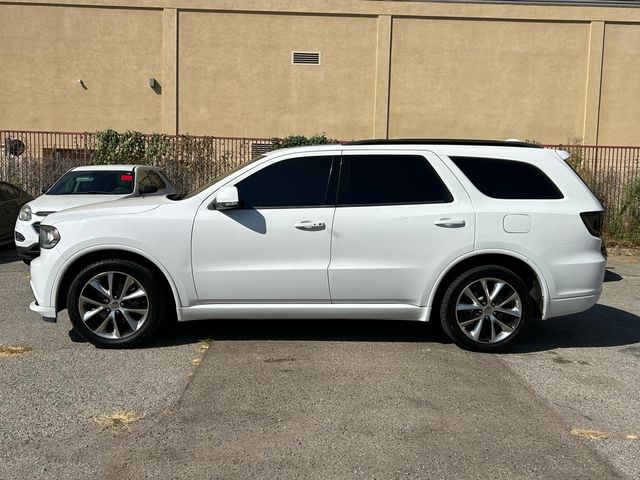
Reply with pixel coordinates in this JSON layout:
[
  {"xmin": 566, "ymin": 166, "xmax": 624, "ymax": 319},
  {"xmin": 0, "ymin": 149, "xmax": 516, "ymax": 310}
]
[
  {"xmin": 294, "ymin": 221, "xmax": 326, "ymax": 231},
  {"xmin": 434, "ymin": 218, "xmax": 466, "ymax": 228}
]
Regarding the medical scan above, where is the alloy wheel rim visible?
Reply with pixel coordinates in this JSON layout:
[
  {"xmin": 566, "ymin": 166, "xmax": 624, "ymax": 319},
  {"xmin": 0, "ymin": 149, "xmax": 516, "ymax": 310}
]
[
  {"xmin": 455, "ymin": 277, "xmax": 522, "ymax": 344},
  {"xmin": 78, "ymin": 271, "xmax": 149, "ymax": 339}
]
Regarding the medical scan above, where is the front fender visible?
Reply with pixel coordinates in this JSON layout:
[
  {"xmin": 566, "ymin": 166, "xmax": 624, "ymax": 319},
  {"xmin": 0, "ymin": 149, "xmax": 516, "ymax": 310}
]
[{"xmin": 51, "ymin": 243, "xmax": 192, "ymax": 320}]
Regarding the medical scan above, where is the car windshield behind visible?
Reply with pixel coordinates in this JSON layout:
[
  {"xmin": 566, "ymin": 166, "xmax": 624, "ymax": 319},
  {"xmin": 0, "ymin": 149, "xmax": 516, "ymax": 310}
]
[{"xmin": 47, "ymin": 170, "xmax": 135, "ymax": 195}]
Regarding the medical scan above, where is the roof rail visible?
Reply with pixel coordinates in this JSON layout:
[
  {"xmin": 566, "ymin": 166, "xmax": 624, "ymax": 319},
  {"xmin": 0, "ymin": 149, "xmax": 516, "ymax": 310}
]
[{"xmin": 345, "ymin": 139, "xmax": 542, "ymax": 148}]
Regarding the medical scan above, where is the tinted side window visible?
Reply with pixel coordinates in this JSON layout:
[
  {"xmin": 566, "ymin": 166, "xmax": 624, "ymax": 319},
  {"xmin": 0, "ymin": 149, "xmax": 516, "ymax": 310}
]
[
  {"xmin": 337, "ymin": 154, "xmax": 452, "ymax": 205},
  {"xmin": 236, "ymin": 156, "xmax": 333, "ymax": 208},
  {"xmin": 450, "ymin": 156, "xmax": 563, "ymax": 199}
]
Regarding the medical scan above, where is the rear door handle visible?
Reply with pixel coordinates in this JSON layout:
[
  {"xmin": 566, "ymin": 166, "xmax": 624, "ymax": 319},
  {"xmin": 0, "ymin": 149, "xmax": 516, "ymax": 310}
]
[
  {"xmin": 434, "ymin": 218, "xmax": 466, "ymax": 228},
  {"xmin": 294, "ymin": 221, "xmax": 326, "ymax": 231}
]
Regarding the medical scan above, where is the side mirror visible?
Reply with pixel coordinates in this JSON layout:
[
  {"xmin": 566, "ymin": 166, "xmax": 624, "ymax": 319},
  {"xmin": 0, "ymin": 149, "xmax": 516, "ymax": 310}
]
[
  {"xmin": 41, "ymin": 185, "xmax": 51, "ymax": 195},
  {"xmin": 212, "ymin": 186, "xmax": 240, "ymax": 210},
  {"xmin": 139, "ymin": 185, "xmax": 158, "ymax": 195}
]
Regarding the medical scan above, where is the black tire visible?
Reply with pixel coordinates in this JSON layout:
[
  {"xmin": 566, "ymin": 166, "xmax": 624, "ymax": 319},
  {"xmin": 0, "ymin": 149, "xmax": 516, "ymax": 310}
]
[
  {"xmin": 440, "ymin": 265, "xmax": 531, "ymax": 352},
  {"xmin": 67, "ymin": 259, "xmax": 168, "ymax": 348}
]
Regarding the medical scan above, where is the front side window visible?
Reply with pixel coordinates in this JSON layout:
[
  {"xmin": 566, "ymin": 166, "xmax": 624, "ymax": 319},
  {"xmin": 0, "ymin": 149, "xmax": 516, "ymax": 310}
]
[
  {"xmin": 47, "ymin": 171, "xmax": 135, "ymax": 195},
  {"xmin": 450, "ymin": 156, "xmax": 564, "ymax": 200},
  {"xmin": 337, "ymin": 154, "xmax": 452, "ymax": 205},
  {"xmin": 235, "ymin": 156, "xmax": 334, "ymax": 208}
]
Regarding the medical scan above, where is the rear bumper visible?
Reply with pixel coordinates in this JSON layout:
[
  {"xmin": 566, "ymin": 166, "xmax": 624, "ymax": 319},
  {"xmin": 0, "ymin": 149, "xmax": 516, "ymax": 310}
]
[
  {"xmin": 546, "ymin": 291, "xmax": 601, "ymax": 319},
  {"xmin": 541, "ymin": 240, "xmax": 605, "ymax": 319},
  {"xmin": 545, "ymin": 243, "xmax": 606, "ymax": 298}
]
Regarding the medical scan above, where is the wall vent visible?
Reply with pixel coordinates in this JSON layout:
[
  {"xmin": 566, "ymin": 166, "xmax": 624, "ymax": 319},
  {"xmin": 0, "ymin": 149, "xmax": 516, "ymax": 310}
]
[{"xmin": 292, "ymin": 51, "xmax": 320, "ymax": 65}]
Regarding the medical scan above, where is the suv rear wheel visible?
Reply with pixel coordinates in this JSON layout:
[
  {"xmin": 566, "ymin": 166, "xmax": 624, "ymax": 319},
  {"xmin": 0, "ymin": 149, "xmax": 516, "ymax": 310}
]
[
  {"xmin": 440, "ymin": 266, "xmax": 531, "ymax": 352},
  {"xmin": 67, "ymin": 259, "xmax": 167, "ymax": 348}
]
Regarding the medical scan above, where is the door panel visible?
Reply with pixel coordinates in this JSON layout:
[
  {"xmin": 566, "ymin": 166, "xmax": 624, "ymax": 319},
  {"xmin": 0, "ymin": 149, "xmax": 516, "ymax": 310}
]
[
  {"xmin": 192, "ymin": 207, "xmax": 335, "ymax": 303},
  {"xmin": 329, "ymin": 203, "xmax": 474, "ymax": 304},
  {"xmin": 328, "ymin": 150, "xmax": 475, "ymax": 305},
  {"xmin": 191, "ymin": 151, "xmax": 340, "ymax": 304}
]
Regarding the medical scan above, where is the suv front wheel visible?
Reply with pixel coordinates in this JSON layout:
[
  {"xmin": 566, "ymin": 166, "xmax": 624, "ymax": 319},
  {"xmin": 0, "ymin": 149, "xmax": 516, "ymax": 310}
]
[
  {"xmin": 440, "ymin": 266, "xmax": 531, "ymax": 352},
  {"xmin": 67, "ymin": 259, "xmax": 167, "ymax": 348}
]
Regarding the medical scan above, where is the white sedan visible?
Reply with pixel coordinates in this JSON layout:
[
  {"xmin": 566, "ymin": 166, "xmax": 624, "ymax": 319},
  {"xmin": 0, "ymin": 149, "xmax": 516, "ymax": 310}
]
[{"xmin": 15, "ymin": 165, "xmax": 174, "ymax": 263}]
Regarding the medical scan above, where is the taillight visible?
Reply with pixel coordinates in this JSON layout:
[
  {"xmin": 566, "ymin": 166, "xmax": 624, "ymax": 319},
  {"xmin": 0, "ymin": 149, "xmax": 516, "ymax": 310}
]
[{"xmin": 581, "ymin": 211, "xmax": 604, "ymax": 237}]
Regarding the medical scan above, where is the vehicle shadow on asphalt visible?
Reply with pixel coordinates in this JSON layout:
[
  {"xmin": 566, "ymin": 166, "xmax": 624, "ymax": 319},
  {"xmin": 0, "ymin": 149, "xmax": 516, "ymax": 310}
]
[
  {"xmin": 604, "ymin": 268, "xmax": 623, "ymax": 282},
  {"xmin": 149, "ymin": 318, "xmax": 447, "ymax": 347},
  {"xmin": 144, "ymin": 302, "xmax": 640, "ymax": 353},
  {"xmin": 510, "ymin": 304, "xmax": 640, "ymax": 353},
  {"xmin": 0, "ymin": 245, "xmax": 19, "ymax": 265}
]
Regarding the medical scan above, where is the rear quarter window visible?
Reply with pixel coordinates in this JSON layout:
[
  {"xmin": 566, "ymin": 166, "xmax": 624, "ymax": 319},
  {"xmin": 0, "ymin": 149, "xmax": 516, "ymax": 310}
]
[{"xmin": 449, "ymin": 156, "xmax": 563, "ymax": 200}]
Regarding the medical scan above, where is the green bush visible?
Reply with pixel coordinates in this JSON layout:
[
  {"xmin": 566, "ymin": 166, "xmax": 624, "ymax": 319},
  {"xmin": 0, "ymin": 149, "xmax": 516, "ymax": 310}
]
[
  {"xmin": 270, "ymin": 133, "xmax": 340, "ymax": 150},
  {"xmin": 93, "ymin": 129, "xmax": 146, "ymax": 164}
]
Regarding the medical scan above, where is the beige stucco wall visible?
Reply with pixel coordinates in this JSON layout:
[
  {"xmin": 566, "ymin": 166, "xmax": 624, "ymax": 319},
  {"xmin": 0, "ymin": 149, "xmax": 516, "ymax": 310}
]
[
  {"xmin": 598, "ymin": 23, "xmax": 640, "ymax": 145},
  {"xmin": 178, "ymin": 12, "xmax": 377, "ymax": 139},
  {"xmin": 389, "ymin": 18, "xmax": 590, "ymax": 143},
  {"xmin": 0, "ymin": 4, "xmax": 163, "ymax": 133},
  {"xmin": 1, "ymin": 0, "xmax": 640, "ymax": 145}
]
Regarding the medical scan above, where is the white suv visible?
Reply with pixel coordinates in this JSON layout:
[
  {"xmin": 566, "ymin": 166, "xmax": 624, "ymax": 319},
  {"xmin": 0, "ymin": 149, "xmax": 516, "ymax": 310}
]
[{"xmin": 29, "ymin": 140, "xmax": 606, "ymax": 351}]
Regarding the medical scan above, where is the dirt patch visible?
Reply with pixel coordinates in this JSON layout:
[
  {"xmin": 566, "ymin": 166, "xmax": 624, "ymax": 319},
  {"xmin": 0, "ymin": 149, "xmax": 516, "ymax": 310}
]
[
  {"xmin": 571, "ymin": 428, "xmax": 608, "ymax": 440},
  {"xmin": 0, "ymin": 345, "xmax": 33, "ymax": 358},
  {"xmin": 263, "ymin": 357, "xmax": 296, "ymax": 363},
  {"xmin": 94, "ymin": 410, "xmax": 142, "ymax": 430}
]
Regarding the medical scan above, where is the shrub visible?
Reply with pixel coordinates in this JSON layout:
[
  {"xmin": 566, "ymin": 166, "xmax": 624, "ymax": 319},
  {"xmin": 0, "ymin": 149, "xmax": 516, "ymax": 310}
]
[
  {"xmin": 270, "ymin": 133, "xmax": 340, "ymax": 150},
  {"xmin": 93, "ymin": 129, "xmax": 146, "ymax": 164}
]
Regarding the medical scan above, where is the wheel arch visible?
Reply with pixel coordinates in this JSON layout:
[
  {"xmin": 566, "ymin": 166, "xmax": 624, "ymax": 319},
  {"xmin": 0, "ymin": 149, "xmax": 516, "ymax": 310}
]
[
  {"xmin": 55, "ymin": 247, "xmax": 182, "ymax": 320},
  {"xmin": 427, "ymin": 251, "xmax": 549, "ymax": 322}
]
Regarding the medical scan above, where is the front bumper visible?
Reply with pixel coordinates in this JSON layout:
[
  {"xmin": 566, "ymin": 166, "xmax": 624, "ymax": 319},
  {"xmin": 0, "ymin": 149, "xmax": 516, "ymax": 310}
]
[
  {"xmin": 15, "ymin": 219, "xmax": 40, "ymax": 261},
  {"xmin": 29, "ymin": 249, "xmax": 63, "ymax": 323},
  {"xmin": 29, "ymin": 300, "xmax": 57, "ymax": 322},
  {"xmin": 15, "ymin": 219, "xmax": 39, "ymax": 243}
]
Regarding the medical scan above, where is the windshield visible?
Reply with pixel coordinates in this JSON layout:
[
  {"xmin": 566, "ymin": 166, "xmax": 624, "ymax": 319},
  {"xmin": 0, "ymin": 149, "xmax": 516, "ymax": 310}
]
[
  {"xmin": 47, "ymin": 170, "xmax": 135, "ymax": 195},
  {"xmin": 180, "ymin": 155, "xmax": 266, "ymax": 200}
]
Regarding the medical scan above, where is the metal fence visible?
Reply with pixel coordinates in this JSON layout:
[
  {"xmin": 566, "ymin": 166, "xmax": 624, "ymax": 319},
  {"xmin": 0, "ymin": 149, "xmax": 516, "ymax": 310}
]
[
  {"xmin": 1, "ymin": 131, "xmax": 639, "ymax": 245},
  {"xmin": 545, "ymin": 144, "xmax": 640, "ymax": 246},
  {"xmin": 0, "ymin": 130, "xmax": 274, "ymax": 196}
]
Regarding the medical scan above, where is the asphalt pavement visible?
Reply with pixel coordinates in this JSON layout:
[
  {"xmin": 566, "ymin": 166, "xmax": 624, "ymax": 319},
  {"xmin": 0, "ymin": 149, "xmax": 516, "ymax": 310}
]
[{"xmin": 0, "ymin": 245, "xmax": 638, "ymax": 479}]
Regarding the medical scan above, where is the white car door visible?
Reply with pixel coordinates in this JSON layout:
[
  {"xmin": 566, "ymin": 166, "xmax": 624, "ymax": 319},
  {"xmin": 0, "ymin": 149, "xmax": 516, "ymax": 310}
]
[
  {"xmin": 328, "ymin": 150, "xmax": 475, "ymax": 306},
  {"xmin": 191, "ymin": 151, "xmax": 340, "ymax": 303}
]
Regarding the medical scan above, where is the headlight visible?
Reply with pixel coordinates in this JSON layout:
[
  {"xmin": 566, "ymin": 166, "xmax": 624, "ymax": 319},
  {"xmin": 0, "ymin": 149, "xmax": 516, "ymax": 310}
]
[
  {"xmin": 19, "ymin": 204, "xmax": 32, "ymax": 221},
  {"xmin": 39, "ymin": 225, "xmax": 61, "ymax": 249}
]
